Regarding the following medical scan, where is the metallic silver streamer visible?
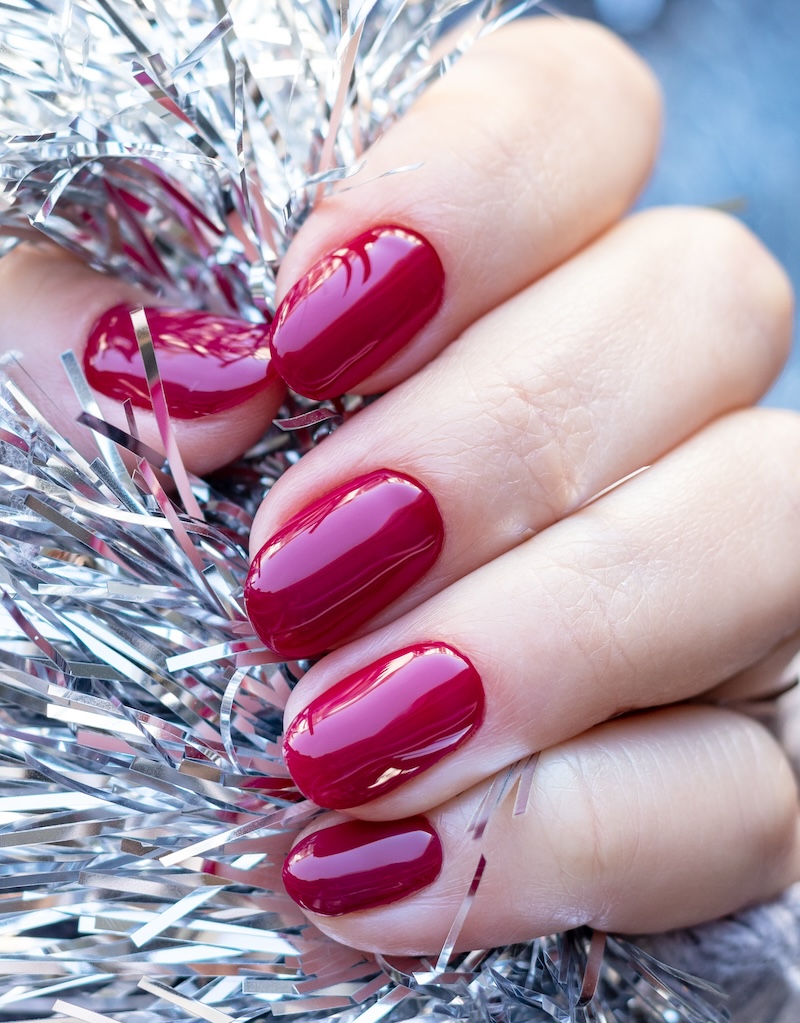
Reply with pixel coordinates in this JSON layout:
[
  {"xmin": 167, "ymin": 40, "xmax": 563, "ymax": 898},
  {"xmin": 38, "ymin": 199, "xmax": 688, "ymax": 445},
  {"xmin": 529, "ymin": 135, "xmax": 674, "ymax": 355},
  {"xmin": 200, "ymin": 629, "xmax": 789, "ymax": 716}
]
[{"xmin": 0, "ymin": 1, "xmax": 729, "ymax": 1020}]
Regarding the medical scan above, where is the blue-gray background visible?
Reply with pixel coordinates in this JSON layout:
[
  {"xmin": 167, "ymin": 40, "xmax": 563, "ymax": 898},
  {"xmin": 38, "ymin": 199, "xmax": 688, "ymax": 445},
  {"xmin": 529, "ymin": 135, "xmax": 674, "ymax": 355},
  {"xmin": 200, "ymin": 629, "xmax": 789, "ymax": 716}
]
[{"xmin": 556, "ymin": 0, "xmax": 800, "ymax": 408}]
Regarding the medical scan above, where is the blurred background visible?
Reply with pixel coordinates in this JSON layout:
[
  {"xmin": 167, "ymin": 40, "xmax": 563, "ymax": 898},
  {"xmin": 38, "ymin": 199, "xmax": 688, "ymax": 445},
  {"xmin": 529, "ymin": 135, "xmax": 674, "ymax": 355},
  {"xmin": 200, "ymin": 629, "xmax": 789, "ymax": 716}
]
[{"xmin": 554, "ymin": 0, "xmax": 800, "ymax": 408}]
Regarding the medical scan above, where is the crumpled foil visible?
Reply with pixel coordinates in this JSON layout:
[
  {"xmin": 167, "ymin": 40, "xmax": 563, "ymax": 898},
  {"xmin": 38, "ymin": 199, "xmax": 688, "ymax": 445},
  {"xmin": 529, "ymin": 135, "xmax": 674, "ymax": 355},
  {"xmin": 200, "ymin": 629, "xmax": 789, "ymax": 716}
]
[
  {"xmin": 0, "ymin": 0, "xmax": 532, "ymax": 315},
  {"xmin": 0, "ymin": 1, "xmax": 732, "ymax": 1020}
]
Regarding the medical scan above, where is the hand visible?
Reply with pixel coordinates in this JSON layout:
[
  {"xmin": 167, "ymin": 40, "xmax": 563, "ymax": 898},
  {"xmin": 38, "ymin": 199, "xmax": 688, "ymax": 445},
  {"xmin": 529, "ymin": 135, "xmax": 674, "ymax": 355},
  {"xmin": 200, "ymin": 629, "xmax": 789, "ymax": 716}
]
[
  {"xmin": 240, "ymin": 18, "xmax": 800, "ymax": 953},
  {"xmin": 2, "ymin": 13, "xmax": 796, "ymax": 961}
]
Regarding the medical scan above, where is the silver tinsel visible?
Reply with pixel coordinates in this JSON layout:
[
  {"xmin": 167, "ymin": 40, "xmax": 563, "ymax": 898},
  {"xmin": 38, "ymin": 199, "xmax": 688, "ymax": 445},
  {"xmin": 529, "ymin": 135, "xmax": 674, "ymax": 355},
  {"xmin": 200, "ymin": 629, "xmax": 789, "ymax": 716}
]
[{"xmin": 0, "ymin": 2, "xmax": 732, "ymax": 1020}]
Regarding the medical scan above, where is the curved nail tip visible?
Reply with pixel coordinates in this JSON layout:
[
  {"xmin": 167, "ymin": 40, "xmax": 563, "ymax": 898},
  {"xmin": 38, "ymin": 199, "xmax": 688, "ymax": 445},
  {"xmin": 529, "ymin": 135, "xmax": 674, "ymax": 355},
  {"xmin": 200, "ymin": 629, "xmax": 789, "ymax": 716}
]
[
  {"xmin": 84, "ymin": 304, "xmax": 276, "ymax": 418},
  {"xmin": 283, "ymin": 643, "xmax": 485, "ymax": 810},
  {"xmin": 269, "ymin": 224, "xmax": 445, "ymax": 400},
  {"xmin": 244, "ymin": 469, "xmax": 444, "ymax": 659},
  {"xmin": 282, "ymin": 816, "xmax": 443, "ymax": 916}
]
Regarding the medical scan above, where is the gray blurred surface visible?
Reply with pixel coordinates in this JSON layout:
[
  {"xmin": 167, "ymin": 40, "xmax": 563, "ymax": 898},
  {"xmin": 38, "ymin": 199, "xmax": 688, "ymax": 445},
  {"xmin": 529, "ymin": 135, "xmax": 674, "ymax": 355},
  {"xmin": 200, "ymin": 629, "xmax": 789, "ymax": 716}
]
[{"xmin": 558, "ymin": 0, "xmax": 800, "ymax": 408}]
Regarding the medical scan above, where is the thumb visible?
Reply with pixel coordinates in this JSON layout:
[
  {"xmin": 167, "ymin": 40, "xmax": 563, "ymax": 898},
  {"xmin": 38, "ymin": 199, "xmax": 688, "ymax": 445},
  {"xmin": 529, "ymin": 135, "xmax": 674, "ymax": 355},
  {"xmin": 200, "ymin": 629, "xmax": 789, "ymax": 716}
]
[{"xmin": 0, "ymin": 243, "xmax": 284, "ymax": 475}]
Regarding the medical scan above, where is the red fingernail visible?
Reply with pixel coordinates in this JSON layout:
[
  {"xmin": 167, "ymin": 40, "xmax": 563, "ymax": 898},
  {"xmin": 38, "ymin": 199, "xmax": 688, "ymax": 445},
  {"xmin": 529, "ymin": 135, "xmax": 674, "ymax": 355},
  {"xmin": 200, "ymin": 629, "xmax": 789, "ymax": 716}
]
[
  {"xmin": 84, "ymin": 305, "xmax": 276, "ymax": 419},
  {"xmin": 284, "ymin": 644, "xmax": 484, "ymax": 809},
  {"xmin": 244, "ymin": 470, "xmax": 443, "ymax": 659},
  {"xmin": 282, "ymin": 817, "xmax": 442, "ymax": 916},
  {"xmin": 269, "ymin": 225, "xmax": 445, "ymax": 400}
]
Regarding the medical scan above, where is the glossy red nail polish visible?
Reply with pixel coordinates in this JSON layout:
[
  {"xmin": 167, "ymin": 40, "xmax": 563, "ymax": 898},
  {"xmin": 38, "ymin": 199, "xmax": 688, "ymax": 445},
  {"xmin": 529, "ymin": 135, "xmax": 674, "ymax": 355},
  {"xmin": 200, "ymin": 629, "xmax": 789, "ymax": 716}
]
[
  {"xmin": 244, "ymin": 470, "xmax": 443, "ymax": 659},
  {"xmin": 269, "ymin": 225, "xmax": 445, "ymax": 400},
  {"xmin": 84, "ymin": 305, "xmax": 276, "ymax": 418},
  {"xmin": 284, "ymin": 644, "xmax": 484, "ymax": 809},
  {"xmin": 282, "ymin": 816, "xmax": 442, "ymax": 916}
]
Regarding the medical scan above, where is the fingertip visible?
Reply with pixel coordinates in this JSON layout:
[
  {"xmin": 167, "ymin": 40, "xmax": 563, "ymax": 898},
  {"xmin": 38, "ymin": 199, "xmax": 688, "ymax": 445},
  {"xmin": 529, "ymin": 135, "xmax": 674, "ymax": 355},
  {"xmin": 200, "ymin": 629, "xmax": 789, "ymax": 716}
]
[
  {"xmin": 267, "ymin": 15, "xmax": 664, "ymax": 402},
  {"xmin": 269, "ymin": 224, "xmax": 445, "ymax": 400},
  {"xmin": 281, "ymin": 814, "xmax": 444, "ymax": 920}
]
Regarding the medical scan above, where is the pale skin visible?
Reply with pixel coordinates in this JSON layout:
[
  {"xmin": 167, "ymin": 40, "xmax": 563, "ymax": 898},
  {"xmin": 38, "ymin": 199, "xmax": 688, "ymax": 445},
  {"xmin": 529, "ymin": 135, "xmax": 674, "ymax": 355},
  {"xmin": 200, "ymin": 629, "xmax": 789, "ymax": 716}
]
[{"xmin": 1, "ymin": 17, "xmax": 799, "ymax": 955}]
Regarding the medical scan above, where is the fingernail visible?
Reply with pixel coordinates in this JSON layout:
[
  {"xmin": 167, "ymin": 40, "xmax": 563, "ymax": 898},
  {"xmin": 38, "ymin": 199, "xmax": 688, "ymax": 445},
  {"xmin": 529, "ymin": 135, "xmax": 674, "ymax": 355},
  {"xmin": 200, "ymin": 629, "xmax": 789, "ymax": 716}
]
[
  {"xmin": 244, "ymin": 470, "xmax": 443, "ymax": 659},
  {"xmin": 84, "ymin": 305, "xmax": 276, "ymax": 418},
  {"xmin": 282, "ymin": 816, "xmax": 442, "ymax": 916},
  {"xmin": 269, "ymin": 225, "xmax": 445, "ymax": 400},
  {"xmin": 284, "ymin": 644, "xmax": 484, "ymax": 809}
]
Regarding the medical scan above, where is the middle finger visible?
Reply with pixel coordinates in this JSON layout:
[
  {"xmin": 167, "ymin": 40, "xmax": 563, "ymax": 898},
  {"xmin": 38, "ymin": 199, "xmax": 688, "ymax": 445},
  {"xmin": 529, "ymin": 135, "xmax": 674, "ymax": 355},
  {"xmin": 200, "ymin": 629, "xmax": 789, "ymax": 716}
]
[{"xmin": 246, "ymin": 206, "xmax": 791, "ymax": 658}]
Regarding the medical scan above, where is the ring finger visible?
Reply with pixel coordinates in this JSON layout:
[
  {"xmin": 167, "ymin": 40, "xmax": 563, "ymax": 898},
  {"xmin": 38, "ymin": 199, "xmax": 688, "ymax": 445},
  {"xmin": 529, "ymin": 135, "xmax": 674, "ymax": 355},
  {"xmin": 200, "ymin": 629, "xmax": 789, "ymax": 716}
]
[
  {"xmin": 282, "ymin": 706, "xmax": 800, "ymax": 953},
  {"xmin": 280, "ymin": 406, "xmax": 800, "ymax": 817}
]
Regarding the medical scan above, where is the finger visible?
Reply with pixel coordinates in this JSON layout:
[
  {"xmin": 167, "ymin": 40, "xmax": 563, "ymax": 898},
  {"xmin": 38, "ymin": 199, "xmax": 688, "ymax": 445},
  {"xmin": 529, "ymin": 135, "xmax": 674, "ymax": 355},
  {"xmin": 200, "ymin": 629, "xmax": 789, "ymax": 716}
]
[
  {"xmin": 281, "ymin": 409, "xmax": 800, "ymax": 816},
  {"xmin": 246, "ymin": 208, "xmax": 792, "ymax": 658},
  {"xmin": 269, "ymin": 18, "xmax": 660, "ymax": 399},
  {"xmin": 706, "ymin": 631, "xmax": 800, "ymax": 703},
  {"xmin": 282, "ymin": 706, "xmax": 800, "ymax": 954},
  {"xmin": 0, "ymin": 244, "xmax": 284, "ymax": 474}
]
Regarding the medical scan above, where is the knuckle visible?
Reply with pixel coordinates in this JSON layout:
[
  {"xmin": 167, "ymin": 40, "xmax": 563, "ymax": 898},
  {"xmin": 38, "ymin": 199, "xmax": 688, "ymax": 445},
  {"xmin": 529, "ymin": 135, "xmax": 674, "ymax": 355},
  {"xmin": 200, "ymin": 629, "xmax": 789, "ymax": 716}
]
[
  {"xmin": 648, "ymin": 207, "xmax": 792, "ymax": 352},
  {"xmin": 490, "ymin": 17, "xmax": 661, "ymax": 122},
  {"xmin": 480, "ymin": 358, "xmax": 594, "ymax": 524},
  {"xmin": 715, "ymin": 714, "xmax": 800, "ymax": 886},
  {"xmin": 625, "ymin": 206, "xmax": 794, "ymax": 381},
  {"xmin": 433, "ymin": 17, "xmax": 661, "ymax": 197},
  {"xmin": 736, "ymin": 407, "xmax": 800, "ymax": 515},
  {"xmin": 555, "ymin": 18, "xmax": 662, "ymax": 121},
  {"xmin": 537, "ymin": 742, "xmax": 639, "ymax": 920},
  {"xmin": 697, "ymin": 209, "xmax": 790, "ymax": 313},
  {"xmin": 550, "ymin": 538, "xmax": 644, "ymax": 702}
]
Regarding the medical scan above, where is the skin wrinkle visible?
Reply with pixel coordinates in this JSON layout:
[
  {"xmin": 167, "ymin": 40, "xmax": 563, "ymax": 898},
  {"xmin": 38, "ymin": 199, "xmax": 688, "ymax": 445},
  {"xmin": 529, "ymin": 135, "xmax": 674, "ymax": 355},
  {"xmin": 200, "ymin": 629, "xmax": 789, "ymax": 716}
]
[
  {"xmin": 707, "ymin": 723, "xmax": 797, "ymax": 902},
  {"xmin": 631, "ymin": 749, "xmax": 695, "ymax": 911},
  {"xmin": 563, "ymin": 713, "xmax": 792, "ymax": 932},
  {"xmin": 415, "ymin": 24, "xmax": 658, "ymax": 241},
  {"xmin": 576, "ymin": 745, "xmax": 646, "ymax": 923},
  {"xmin": 292, "ymin": 712, "xmax": 800, "ymax": 951},
  {"xmin": 688, "ymin": 415, "xmax": 800, "ymax": 662},
  {"xmin": 538, "ymin": 538, "xmax": 645, "ymax": 712},
  {"xmin": 718, "ymin": 722, "xmax": 771, "ymax": 841},
  {"xmin": 282, "ymin": 405, "xmax": 800, "ymax": 861},
  {"xmin": 253, "ymin": 207, "xmax": 786, "ymax": 590},
  {"xmin": 471, "ymin": 209, "xmax": 785, "ymax": 532},
  {"xmin": 559, "ymin": 209, "xmax": 792, "ymax": 436},
  {"xmin": 715, "ymin": 721, "xmax": 800, "ymax": 885},
  {"xmin": 269, "ymin": 20, "xmax": 662, "ymax": 407},
  {"xmin": 470, "ymin": 382, "xmax": 563, "ymax": 527},
  {"xmin": 571, "ymin": 438, "xmax": 784, "ymax": 694},
  {"xmin": 537, "ymin": 753, "xmax": 606, "ymax": 905},
  {"xmin": 268, "ymin": 151, "xmax": 800, "ymax": 965},
  {"xmin": 490, "ymin": 357, "xmax": 591, "ymax": 528}
]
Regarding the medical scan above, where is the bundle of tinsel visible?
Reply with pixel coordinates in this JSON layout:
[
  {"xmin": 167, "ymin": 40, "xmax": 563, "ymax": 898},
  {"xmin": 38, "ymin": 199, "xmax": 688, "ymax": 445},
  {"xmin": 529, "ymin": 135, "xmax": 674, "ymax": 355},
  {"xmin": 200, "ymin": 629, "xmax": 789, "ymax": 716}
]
[{"xmin": 0, "ymin": 2, "xmax": 798, "ymax": 1022}]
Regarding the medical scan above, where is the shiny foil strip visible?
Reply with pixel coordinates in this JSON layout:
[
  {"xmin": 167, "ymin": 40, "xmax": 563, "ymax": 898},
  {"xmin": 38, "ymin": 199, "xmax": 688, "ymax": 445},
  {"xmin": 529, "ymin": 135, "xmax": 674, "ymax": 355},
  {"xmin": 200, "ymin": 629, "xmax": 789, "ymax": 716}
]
[
  {"xmin": 0, "ymin": 1, "xmax": 727, "ymax": 1020},
  {"xmin": 1, "ymin": 0, "xmax": 536, "ymax": 318}
]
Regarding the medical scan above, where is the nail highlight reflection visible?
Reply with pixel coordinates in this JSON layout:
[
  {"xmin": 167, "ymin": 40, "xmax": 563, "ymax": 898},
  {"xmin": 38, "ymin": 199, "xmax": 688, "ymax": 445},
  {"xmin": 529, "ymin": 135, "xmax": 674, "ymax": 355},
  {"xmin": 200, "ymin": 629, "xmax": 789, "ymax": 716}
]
[
  {"xmin": 244, "ymin": 470, "xmax": 444, "ymax": 659},
  {"xmin": 269, "ymin": 225, "xmax": 445, "ymax": 399},
  {"xmin": 284, "ymin": 644, "xmax": 484, "ymax": 808},
  {"xmin": 282, "ymin": 817, "xmax": 443, "ymax": 916},
  {"xmin": 84, "ymin": 305, "xmax": 275, "ymax": 418}
]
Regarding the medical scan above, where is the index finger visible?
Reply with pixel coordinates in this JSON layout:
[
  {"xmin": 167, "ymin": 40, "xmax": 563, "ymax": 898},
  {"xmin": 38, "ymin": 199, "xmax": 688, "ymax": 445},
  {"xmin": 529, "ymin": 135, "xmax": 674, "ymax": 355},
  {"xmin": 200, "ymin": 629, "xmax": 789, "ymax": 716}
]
[{"xmin": 269, "ymin": 17, "xmax": 661, "ymax": 400}]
